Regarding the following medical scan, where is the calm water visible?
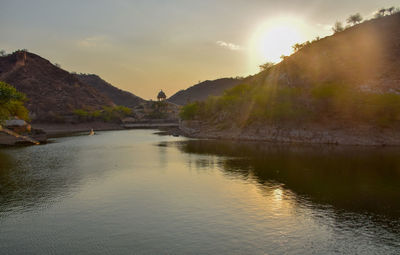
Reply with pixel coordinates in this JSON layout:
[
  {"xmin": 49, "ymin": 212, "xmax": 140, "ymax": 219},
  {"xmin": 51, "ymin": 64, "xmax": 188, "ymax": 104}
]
[{"xmin": 0, "ymin": 130, "xmax": 399, "ymax": 254}]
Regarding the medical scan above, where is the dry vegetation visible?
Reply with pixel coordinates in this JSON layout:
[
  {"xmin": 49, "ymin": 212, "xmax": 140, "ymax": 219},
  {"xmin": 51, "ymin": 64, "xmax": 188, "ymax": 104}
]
[{"xmin": 181, "ymin": 10, "xmax": 400, "ymax": 130}]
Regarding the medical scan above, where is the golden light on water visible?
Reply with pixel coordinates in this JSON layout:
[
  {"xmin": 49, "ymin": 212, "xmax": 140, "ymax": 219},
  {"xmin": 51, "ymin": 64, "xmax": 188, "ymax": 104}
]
[
  {"xmin": 249, "ymin": 16, "xmax": 310, "ymax": 69},
  {"xmin": 273, "ymin": 188, "xmax": 283, "ymax": 201}
]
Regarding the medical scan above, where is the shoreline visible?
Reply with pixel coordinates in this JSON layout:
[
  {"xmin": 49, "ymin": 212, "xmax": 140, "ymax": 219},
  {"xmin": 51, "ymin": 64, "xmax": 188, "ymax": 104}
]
[
  {"xmin": 179, "ymin": 121, "xmax": 400, "ymax": 146},
  {"xmin": 32, "ymin": 122, "xmax": 124, "ymax": 137},
  {"xmin": 5, "ymin": 120, "xmax": 399, "ymax": 147},
  {"xmin": 33, "ymin": 122, "xmax": 182, "ymax": 138}
]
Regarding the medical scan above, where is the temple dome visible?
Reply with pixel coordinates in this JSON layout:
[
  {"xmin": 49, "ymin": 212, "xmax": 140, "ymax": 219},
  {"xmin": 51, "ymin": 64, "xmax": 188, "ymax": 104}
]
[{"xmin": 157, "ymin": 90, "xmax": 166, "ymax": 100}]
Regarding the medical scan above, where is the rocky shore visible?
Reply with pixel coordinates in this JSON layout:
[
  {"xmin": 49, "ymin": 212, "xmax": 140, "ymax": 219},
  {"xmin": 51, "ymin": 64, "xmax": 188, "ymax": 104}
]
[
  {"xmin": 179, "ymin": 120, "xmax": 400, "ymax": 146},
  {"xmin": 0, "ymin": 131, "xmax": 46, "ymax": 146}
]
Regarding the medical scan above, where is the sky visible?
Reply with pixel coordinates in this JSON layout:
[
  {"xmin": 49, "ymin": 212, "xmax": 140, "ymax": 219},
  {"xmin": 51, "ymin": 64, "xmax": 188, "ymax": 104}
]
[{"xmin": 0, "ymin": 0, "xmax": 398, "ymax": 99}]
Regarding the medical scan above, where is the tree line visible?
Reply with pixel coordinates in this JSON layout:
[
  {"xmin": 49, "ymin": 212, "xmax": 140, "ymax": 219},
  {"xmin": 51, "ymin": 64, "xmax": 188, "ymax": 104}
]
[
  {"xmin": 333, "ymin": 6, "xmax": 399, "ymax": 34},
  {"xmin": 259, "ymin": 5, "xmax": 400, "ymax": 70}
]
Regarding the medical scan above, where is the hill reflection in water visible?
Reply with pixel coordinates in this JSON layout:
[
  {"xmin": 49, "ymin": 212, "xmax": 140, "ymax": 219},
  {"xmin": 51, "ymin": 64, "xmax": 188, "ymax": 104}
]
[
  {"xmin": 1, "ymin": 130, "xmax": 400, "ymax": 253},
  {"xmin": 174, "ymin": 139, "xmax": 400, "ymax": 228}
]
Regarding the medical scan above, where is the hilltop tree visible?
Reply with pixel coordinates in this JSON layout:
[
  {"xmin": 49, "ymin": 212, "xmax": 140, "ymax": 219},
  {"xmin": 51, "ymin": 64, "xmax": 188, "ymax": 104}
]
[
  {"xmin": 374, "ymin": 7, "xmax": 399, "ymax": 18},
  {"xmin": 259, "ymin": 62, "xmax": 275, "ymax": 71},
  {"xmin": 376, "ymin": 8, "xmax": 387, "ymax": 18},
  {"xmin": 346, "ymin": 13, "xmax": 363, "ymax": 25},
  {"xmin": 292, "ymin": 43, "xmax": 302, "ymax": 52},
  {"xmin": 292, "ymin": 41, "xmax": 312, "ymax": 52},
  {"xmin": 332, "ymin": 21, "xmax": 344, "ymax": 34},
  {"xmin": 0, "ymin": 50, "xmax": 5, "ymax": 56}
]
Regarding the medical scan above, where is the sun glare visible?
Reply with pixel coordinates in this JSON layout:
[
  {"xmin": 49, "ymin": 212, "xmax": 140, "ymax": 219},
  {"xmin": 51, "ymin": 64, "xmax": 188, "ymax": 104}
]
[{"xmin": 249, "ymin": 16, "xmax": 309, "ymax": 70}]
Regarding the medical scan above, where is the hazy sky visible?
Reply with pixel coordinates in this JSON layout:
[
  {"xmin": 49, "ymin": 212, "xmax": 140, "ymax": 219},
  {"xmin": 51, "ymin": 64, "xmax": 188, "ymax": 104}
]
[{"xmin": 1, "ymin": 0, "xmax": 398, "ymax": 99}]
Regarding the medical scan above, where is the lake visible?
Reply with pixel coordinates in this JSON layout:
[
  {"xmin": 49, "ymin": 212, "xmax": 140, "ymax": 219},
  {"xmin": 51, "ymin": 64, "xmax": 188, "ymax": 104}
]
[{"xmin": 0, "ymin": 129, "xmax": 399, "ymax": 254}]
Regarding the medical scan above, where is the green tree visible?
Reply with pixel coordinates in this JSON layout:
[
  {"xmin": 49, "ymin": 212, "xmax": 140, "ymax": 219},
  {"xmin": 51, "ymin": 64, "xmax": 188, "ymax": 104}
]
[
  {"xmin": 73, "ymin": 109, "xmax": 89, "ymax": 120},
  {"xmin": 0, "ymin": 82, "xmax": 29, "ymax": 122},
  {"xmin": 114, "ymin": 105, "xmax": 132, "ymax": 115},
  {"xmin": 180, "ymin": 103, "xmax": 199, "ymax": 120}
]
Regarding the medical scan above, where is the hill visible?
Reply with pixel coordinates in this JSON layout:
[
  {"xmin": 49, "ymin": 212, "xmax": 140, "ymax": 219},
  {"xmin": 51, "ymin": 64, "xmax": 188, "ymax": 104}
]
[
  {"xmin": 168, "ymin": 78, "xmax": 243, "ymax": 105},
  {"xmin": 180, "ymin": 13, "xmax": 400, "ymax": 145},
  {"xmin": 259, "ymin": 13, "xmax": 400, "ymax": 92},
  {"xmin": 76, "ymin": 74, "xmax": 145, "ymax": 108},
  {"xmin": 0, "ymin": 51, "xmax": 113, "ymax": 121}
]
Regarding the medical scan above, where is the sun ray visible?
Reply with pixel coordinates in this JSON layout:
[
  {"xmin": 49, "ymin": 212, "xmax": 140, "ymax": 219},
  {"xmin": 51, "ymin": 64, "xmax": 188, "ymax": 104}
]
[{"xmin": 249, "ymin": 16, "xmax": 311, "ymax": 72}]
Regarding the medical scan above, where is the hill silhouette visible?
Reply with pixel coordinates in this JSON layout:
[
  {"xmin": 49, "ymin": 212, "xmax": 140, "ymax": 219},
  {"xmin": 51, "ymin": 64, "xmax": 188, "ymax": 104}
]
[
  {"xmin": 0, "ymin": 51, "xmax": 113, "ymax": 121},
  {"xmin": 168, "ymin": 78, "xmax": 243, "ymax": 105},
  {"xmin": 76, "ymin": 74, "xmax": 145, "ymax": 108},
  {"xmin": 255, "ymin": 13, "xmax": 400, "ymax": 92}
]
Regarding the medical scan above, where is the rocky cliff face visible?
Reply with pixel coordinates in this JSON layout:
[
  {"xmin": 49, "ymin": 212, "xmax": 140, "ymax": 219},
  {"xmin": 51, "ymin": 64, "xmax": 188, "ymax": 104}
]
[
  {"xmin": 180, "ymin": 120, "xmax": 400, "ymax": 146},
  {"xmin": 76, "ymin": 74, "xmax": 145, "ymax": 108},
  {"xmin": 0, "ymin": 51, "xmax": 114, "ymax": 121}
]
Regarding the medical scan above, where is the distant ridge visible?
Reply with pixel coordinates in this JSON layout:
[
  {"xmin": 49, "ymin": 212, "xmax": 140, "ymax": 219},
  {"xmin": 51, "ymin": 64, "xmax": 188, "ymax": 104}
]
[
  {"xmin": 76, "ymin": 74, "xmax": 145, "ymax": 108},
  {"xmin": 168, "ymin": 78, "xmax": 244, "ymax": 105},
  {"xmin": 0, "ymin": 51, "xmax": 113, "ymax": 121}
]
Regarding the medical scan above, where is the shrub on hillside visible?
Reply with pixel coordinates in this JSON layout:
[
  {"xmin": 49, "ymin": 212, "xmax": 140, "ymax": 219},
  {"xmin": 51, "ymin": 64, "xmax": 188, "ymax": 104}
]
[
  {"xmin": 180, "ymin": 81, "xmax": 400, "ymax": 128},
  {"xmin": 180, "ymin": 103, "xmax": 199, "ymax": 120},
  {"xmin": 0, "ymin": 81, "xmax": 29, "ymax": 122},
  {"xmin": 73, "ymin": 106, "xmax": 133, "ymax": 122}
]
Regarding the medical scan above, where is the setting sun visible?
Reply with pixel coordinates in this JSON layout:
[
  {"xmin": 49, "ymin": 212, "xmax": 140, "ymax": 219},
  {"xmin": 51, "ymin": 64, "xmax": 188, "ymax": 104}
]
[{"xmin": 249, "ymin": 16, "xmax": 308, "ymax": 67}]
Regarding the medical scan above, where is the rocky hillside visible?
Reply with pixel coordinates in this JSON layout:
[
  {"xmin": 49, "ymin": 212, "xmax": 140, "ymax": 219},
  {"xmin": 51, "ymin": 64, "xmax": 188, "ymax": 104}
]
[
  {"xmin": 76, "ymin": 74, "xmax": 145, "ymax": 108},
  {"xmin": 0, "ymin": 51, "xmax": 114, "ymax": 121},
  {"xmin": 168, "ymin": 78, "xmax": 243, "ymax": 105},
  {"xmin": 180, "ymin": 13, "xmax": 400, "ymax": 145},
  {"xmin": 255, "ymin": 13, "xmax": 400, "ymax": 93}
]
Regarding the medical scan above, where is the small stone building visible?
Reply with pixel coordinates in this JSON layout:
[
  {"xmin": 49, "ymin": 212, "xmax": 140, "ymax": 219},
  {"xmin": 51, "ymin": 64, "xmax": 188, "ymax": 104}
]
[
  {"xmin": 157, "ymin": 90, "xmax": 166, "ymax": 101},
  {"xmin": 5, "ymin": 118, "xmax": 31, "ymax": 133}
]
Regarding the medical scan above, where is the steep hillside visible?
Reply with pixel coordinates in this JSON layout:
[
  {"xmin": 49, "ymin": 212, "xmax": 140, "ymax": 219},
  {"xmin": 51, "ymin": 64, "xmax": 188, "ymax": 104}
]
[
  {"xmin": 255, "ymin": 13, "xmax": 400, "ymax": 92},
  {"xmin": 168, "ymin": 78, "xmax": 243, "ymax": 105},
  {"xmin": 76, "ymin": 74, "xmax": 145, "ymax": 108},
  {"xmin": 0, "ymin": 51, "xmax": 113, "ymax": 121},
  {"xmin": 180, "ymin": 13, "xmax": 400, "ymax": 145}
]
